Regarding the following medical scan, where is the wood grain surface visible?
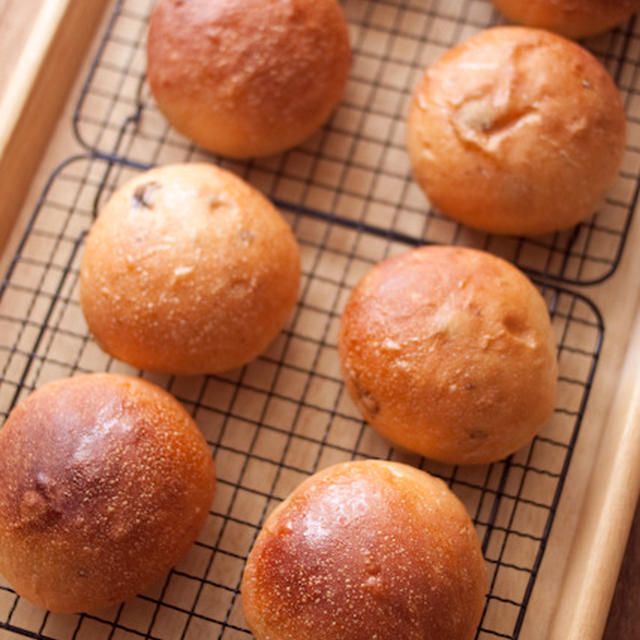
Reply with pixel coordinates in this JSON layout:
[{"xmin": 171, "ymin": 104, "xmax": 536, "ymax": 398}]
[
  {"xmin": 0, "ymin": 0, "xmax": 46, "ymax": 91},
  {"xmin": 0, "ymin": 0, "xmax": 108, "ymax": 255}
]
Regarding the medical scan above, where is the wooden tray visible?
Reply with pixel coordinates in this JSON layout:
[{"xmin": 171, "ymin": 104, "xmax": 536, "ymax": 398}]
[{"xmin": 0, "ymin": 1, "xmax": 639, "ymax": 640}]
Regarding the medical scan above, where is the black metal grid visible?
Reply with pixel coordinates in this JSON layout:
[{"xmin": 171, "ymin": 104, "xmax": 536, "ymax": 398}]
[
  {"xmin": 72, "ymin": 0, "xmax": 640, "ymax": 285},
  {"xmin": 0, "ymin": 156, "xmax": 603, "ymax": 640}
]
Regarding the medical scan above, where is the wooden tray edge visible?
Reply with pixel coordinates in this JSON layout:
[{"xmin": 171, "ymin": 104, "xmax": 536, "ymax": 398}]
[
  {"xmin": 0, "ymin": 0, "xmax": 110, "ymax": 255},
  {"xmin": 550, "ymin": 303, "xmax": 640, "ymax": 640}
]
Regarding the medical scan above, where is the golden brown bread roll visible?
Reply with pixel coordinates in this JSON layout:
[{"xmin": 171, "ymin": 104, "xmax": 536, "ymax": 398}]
[
  {"xmin": 80, "ymin": 163, "xmax": 300, "ymax": 375},
  {"xmin": 491, "ymin": 0, "xmax": 640, "ymax": 39},
  {"xmin": 407, "ymin": 27, "xmax": 626, "ymax": 236},
  {"xmin": 242, "ymin": 460, "xmax": 487, "ymax": 640},
  {"xmin": 338, "ymin": 246, "xmax": 558, "ymax": 465},
  {"xmin": 147, "ymin": 0, "xmax": 351, "ymax": 158},
  {"xmin": 0, "ymin": 374, "xmax": 215, "ymax": 613}
]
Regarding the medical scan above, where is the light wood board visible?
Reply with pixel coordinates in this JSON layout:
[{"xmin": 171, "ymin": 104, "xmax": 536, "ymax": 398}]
[{"xmin": 0, "ymin": 2, "xmax": 639, "ymax": 640}]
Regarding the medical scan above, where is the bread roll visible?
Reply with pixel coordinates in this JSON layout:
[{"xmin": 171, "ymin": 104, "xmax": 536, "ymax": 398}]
[
  {"xmin": 0, "ymin": 374, "xmax": 215, "ymax": 613},
  {"xmin": 242, "ymin": 460, "xmax": 487, "ymax": 640},
  {"xmin": 147, "ymin": 0, "xmax": 351, "ymax": 158},
  {"xmin": 407, "ymin": 27, "xmax": 626, "ymax": 236},
  {"xmin": 338, "ymin": 246, "xmax": 558, "ymax": 465},
  {"xmin": 80, "ymin": 163, "xmax": 300, "ymax": 375},
  {"xmin": 491, "ymin": 0, "xmax": 639, "ymax": 39}
]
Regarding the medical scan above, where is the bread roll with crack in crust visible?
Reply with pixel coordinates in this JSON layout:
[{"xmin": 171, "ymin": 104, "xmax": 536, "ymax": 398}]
[
  {"xmin": 407, "ymin": 27, "xmax": 626, "ymax": 236},
  {"xmin": 0, "ymin": 373, "xmax": 215, "ymax": 613},
  {"xmin": 338, "ymin": 246, "xmax": 558, "ymax": 465},
  {"xmin": 80, "ymin": 163, "xmax": 300, "ymax": 375},
  {"xmin": 242, "ymin": 460, "xmax": 487, "ymax": 640},
  {"xmin": 147, "ymin": 0, "xmax": 351, "ymax": 158},
  {"xmin": 491, "ymin": 0, "xmax": 639, "ymax": 39}
]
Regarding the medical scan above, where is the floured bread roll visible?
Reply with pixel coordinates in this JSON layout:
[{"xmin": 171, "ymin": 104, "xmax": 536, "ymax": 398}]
[
  {"xmin": 80, "ymin": 163, "xmax": 300, "ymax": 374},
  {"xmin": 491, "ymin": 0, "xmax": 639, "ymax": 39},
  {"xmin": 407, "ymin": 27, "xmax": 626, "ymax": 236},
  {"xmin": 147, "ymin": 0, "xmax": 351, "ymax": 158},
  {"xmin": 242, "ymin": 460, "xmax": 487, "ymax": 640},
  {"xmin": 0, "ymin": 374, "xmax": 215, "ymax": 613},
  {"xmin": 338, "ymin": 246, "xmax": 558, "ymax": 465}
]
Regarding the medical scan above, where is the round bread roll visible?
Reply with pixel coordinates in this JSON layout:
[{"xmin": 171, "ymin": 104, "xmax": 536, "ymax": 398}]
[
  {"xmin": 491, "ymin": 0, "xmax": 639, "ymax": 39},
  {"xmin": 0, "ymin": 374, "xmax": 215, "ymax": 613},
  {"xmin": 80, "ymin": 163, "xmax": 300, "ymax": 375},
  {"xmin": 147, "ymin": 0, "xmax": 351, "ymax": 158},
  {"xmin": 407, "ymin": 27, "xmax": 626, "ymax": 236},
  {"xmin": 242, "ymin": 460, "xmax": 487, "ymax": 640},
  {"xmin": 338, "ymin": 246, "xmax": 558, "ymax": 465}
]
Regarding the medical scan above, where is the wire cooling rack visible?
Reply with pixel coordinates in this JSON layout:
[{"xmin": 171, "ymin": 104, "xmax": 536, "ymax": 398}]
[
  {"xmin": 0, "ymin": 155, "xmax": 602, "ymax": 640},
  {"xmin": 72, "ymin": 0, "xmax": 640, "ymax": 285}
]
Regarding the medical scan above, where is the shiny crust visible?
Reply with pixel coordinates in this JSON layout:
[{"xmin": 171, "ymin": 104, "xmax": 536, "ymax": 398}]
[
  {"xmin": 242, "ymin": 460, "xmax": 487, "ymax": 640},
  {"xmin": 80, "ymin": 163, "xmax": 300, "ymax": 375},
  {"xmin": 491, "ymin": 0, "xmax": 639, "ymax": 39},
  {"xmin": 147, "ymin": 0, "xmax": 351, "ymax": 158},
  {"xmin": 407, "ymin": 27, "xmax": 626, "ymax": 236},
  {"xmin": 0, "ymin": 374, "xmax": 215, "ymax": 613},
  {"xmin": 338, "ymin": 246, "xmax": 558, "ymax": 465}
]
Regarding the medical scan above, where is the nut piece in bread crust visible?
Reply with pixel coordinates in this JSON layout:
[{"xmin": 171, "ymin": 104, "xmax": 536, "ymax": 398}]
[
  {"xmin": 80, "ymin": 163, "xmax": 300, "ymax": 375},
  {"xmin": 147, "ymin": 0, "xmax": 351, "ymax": 158},
  {"xmin": 0, "ymin": 374, "xmax": 215, "ymax": 613},
  {"xmin": 407, "ymin": 26, "xmax": 626, "ymax": 236},
  {"xmin": 338, "ymin": 246, "xmax": 558, "ymax": 465},
  {"xmin": 242, "ymin": 460, "xmax": 487, "ymax": 640},
  {"xmin": 491, "ymin": 0, "xmax": 639, "ymax": 39}
]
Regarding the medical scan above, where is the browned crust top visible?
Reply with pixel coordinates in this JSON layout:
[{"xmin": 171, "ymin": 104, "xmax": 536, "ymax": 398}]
[
  {"xmin": 338, "ymin": 246, "xmax": 558, "ymax": 464},
  {"xmin": 0, "ymin": 374, "xmax": 215, "ymax": 613},
  {"xmin": 147, "ymin": 0, "xmax": 351, "ymax": 157},
  {"xmin": 242, "ymin": 460, "xmax": 487, "ymax": 640},
  {"xmin": 407, "ymin": 26, "xmax": 626, "ymax": 235},
  {"xmin": 80, "ymin": 163, "xmax": 301, "ymax": 375},
  {"xmin": 491, "ymin": 0, "xmax": 640, "ymax": 38}
]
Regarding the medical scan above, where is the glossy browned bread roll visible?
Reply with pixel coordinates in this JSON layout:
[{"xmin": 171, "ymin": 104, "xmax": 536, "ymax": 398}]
[
  {"xmin": 338, "ymin": 246, "xmax": 558, "ymax": 465},
  {"xmin": 147, "ymin": 0, "xmax": 351, "ymax": 158},
  {"xmin": 0, "ymin": 374, "xmax": 215, "ymax": 613},
  {"xmin": 407, "ymin": 27, "xmax": 626, "ymax": 236},
  {"xmin": 242, "ymin": 460, "xmax": 487, "ymax": 640},
  {"xmin": 491, "ymin": 0, "xmax": 639, "ymax": 39},
  {"xmin": 80, "ymin": 163, "xmax": 300, "ymax": 375}
]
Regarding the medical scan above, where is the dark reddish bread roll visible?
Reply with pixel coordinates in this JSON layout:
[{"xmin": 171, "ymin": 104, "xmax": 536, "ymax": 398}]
[
  {"xmin": 491, "ymin": 0, "xmax": 639, "ymax": 39},
  {"xmin": 80, "ymin": 163, "xmax": 300, "ymax": 375},
  {"xmin": 407, "ymin": 27, "xmax": 626, "ymax": 236},
  {"xmin": 242, "ymin": 460, "xmax": 487, "ymax": 640},
  {"xmin": 338, "ymin": 246, "xmax": 558, "ymax": 465},
  {"xmin": 0, "ymin": 374, "xmax": 215, "ymax": 613},
  {"xmin": 147, "ymin": 0, "xmax": 351, "ymax": 158}
]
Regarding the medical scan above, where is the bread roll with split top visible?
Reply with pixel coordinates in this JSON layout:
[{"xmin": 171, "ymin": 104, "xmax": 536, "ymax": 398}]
[{"xmin": 407, "ymin": 27, "xmax": 626, "ymax": 236}]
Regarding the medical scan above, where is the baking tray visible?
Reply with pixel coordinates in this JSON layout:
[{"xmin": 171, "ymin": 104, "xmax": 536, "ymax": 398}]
[
  {"xmin": 0, "ymin": 0, "xmax": 639, "ymax": 639},
  {"xmin": 0, "ymin": 155, "xmax": 601, "ymax": 640}
]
